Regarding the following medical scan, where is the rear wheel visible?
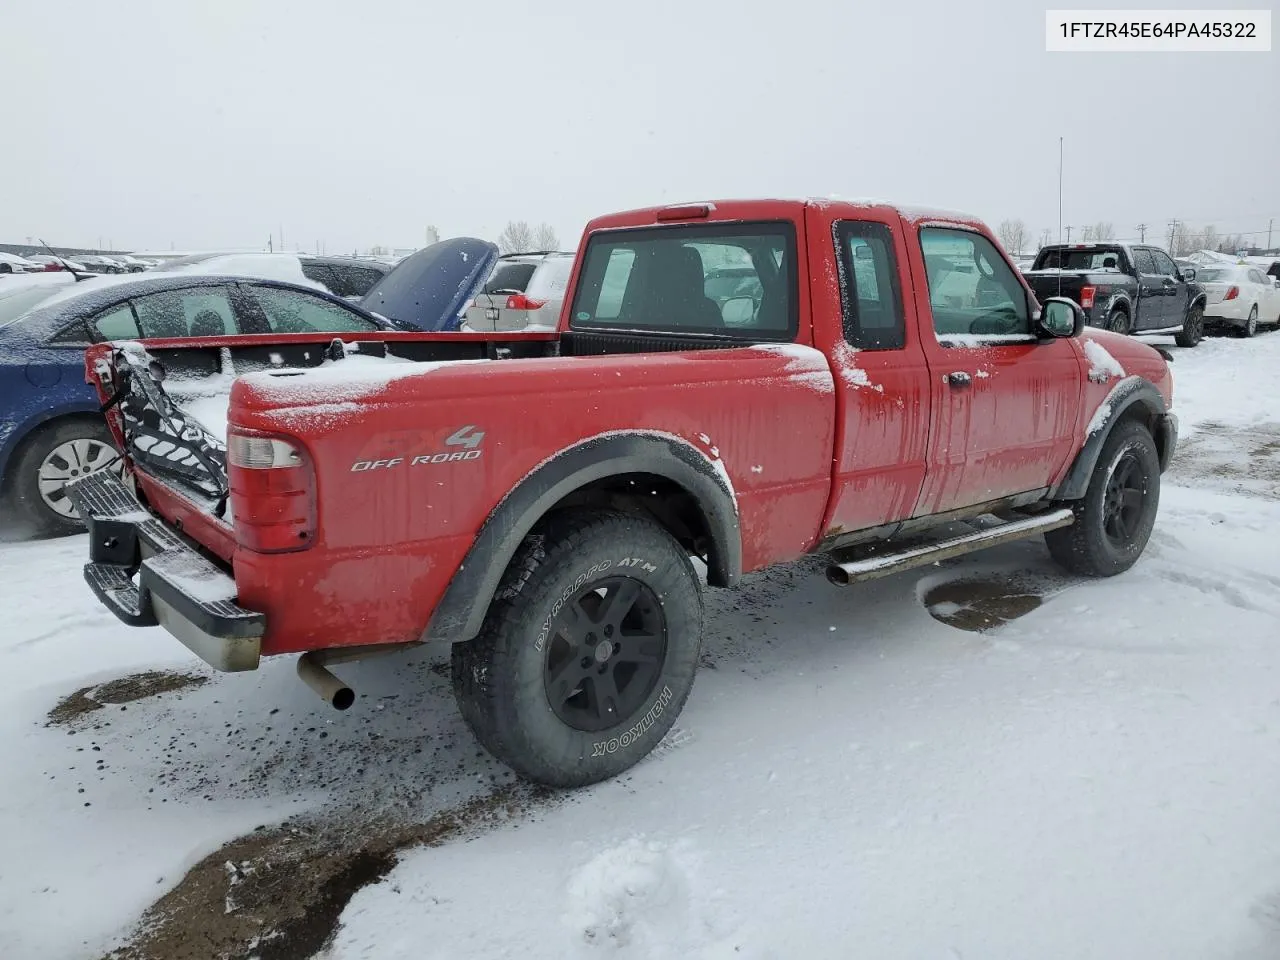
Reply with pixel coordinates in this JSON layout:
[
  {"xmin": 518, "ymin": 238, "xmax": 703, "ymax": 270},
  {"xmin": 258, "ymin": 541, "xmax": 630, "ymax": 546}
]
[
  {"xmin": 1239, "ymin": 305, "xmax": 1259, "ymax": 338},
  {"xmin": 1045, "ymin": 419, "xmax": 1160, "ymax": 577},
  {"xmin": 1174, "ymin": 304, "xmax": 1204, "ymax": 348},
  {"xmin": 1106, "ymin": 307, "xmax": 1131, "ymax": 335},
  {"xmin": 451, "ymin": 510, "xmax": 704, "ymax": 787},
  {"xmin": 4, "ymin": 419, "xmax": 121, "ymax": 538}
]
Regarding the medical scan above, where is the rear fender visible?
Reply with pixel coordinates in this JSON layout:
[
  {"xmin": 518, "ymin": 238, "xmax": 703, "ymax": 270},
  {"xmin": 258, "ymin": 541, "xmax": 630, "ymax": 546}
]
[
  {"xmin": 423, "ymin": 431, "xmax": 741, "ymax": 643},
  {"xmin": 1050, "ymin": 376, "xmax": 1169, "ymax": 500}
]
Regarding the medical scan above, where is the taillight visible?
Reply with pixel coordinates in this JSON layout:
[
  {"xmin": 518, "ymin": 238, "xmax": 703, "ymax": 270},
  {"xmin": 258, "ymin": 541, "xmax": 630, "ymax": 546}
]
[
  {"xmin": 1224, "ymin": 286, "xmax": 1239, "ymax": 301},
  {"xmin": 226, "ymin": 429, "xmax": 316, "ymax": 553},
  {"xmin": 504, "ymin": 293, "xmax": 546, "ymax": 311},
  {"xmin": 1079, "ymin": 286, "xmax": 1096, "ymax": 309}
]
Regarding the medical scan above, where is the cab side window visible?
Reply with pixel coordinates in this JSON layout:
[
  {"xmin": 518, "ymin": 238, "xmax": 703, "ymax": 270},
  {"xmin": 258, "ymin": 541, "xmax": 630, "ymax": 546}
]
[
  {"xmin": 1150, "ymin": 251, "xmax": 1178, "ymax": 276},
  {"xmin": 835, "ymin": 220, "xmax": 905, "ymax": 350},
  {"xmin": 919, "ymin": 227, "xmax": 1030, "ymax": 339},
  {"xmin": 569, "ymin": 222, "xmax": 796, "ymax": 339},
  {"xmin": 1133, "ymin": 249, "xmax": 1158, "ymax": 274}
]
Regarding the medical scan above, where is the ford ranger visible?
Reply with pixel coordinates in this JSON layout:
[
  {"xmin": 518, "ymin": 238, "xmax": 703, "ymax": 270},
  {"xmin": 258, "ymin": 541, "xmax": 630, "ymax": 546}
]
[
  {"xmin": 65, "ymin": 199, "xmax": 1178, "ymax": 787},
  {"xmin": 1022, "ymin": 242, "xmax": 1207, "ymax": 346}
]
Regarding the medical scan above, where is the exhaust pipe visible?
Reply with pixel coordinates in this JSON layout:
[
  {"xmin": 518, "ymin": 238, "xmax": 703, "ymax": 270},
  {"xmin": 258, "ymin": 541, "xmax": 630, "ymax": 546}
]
[{"xmin": 297, "ymin": 652, "xmax": 355, "ymax": 710}]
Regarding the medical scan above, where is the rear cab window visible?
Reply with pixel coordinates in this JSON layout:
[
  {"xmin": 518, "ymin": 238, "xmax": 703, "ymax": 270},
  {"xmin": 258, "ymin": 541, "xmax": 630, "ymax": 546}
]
[{"xmin": 568, "ymin": 222, "xmax": 797, "ymax": 340}]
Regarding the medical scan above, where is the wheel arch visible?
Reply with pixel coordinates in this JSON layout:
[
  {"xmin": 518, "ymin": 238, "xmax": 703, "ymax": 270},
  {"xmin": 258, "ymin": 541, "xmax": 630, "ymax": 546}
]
[
  {"xmin": 423, "ymin": 431, "xmax": 741, "ymax": 644},
  {"xmin": 1106, "ymin": 293, "xmax": 1132, "ymax": 316},
  {"xmin": 1051, "ymin": 377, "xmax": 1170, "ymax": 501}
]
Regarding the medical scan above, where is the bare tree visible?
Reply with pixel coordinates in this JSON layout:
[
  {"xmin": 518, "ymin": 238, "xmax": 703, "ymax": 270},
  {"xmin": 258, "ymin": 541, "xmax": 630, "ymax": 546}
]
[
  {"xmin": 1080, "ymin": 224, "xmax": 1097, "ymax": 243},
  {"xmin": 1090, "ymin": 221, "xmax": 1115, "ymax": 241},
  {"xmin": 1199, "ymin": 224, "xmax": 1218, "ymax": 253},
  {"xmin": 996, "ymin": 219, "xmax": 1028, "ymax": 255},
  {"xmin": 425, "ymin": 224, "xmax": 440, "ymax": 246},
  {"xmin": 497, "ymin": 221, "xmax": 535, "ymax": 254},
  {"xmin": 532, "ymin": 223, "xmax": 559, "ymax": 250}
]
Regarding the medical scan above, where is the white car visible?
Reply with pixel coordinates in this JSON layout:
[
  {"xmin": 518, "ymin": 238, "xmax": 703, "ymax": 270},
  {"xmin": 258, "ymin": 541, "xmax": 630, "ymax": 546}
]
[
  {"xmin": 0, "ymin": 252, "xmax": 43, "ymax": 275},
  {"xmin": 464, "ymin": 252, "xmax": 575, "ymax": 331},
  {"xmin": 1196, "ymin": 263, "xmax": 1280, "ymax": 337}
]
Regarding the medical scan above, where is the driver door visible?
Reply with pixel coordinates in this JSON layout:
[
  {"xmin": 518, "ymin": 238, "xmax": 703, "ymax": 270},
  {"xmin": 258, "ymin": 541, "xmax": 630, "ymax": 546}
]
[{"xmin": 909, "ymin": 225, "xmax": 1084, "ymax": 516}]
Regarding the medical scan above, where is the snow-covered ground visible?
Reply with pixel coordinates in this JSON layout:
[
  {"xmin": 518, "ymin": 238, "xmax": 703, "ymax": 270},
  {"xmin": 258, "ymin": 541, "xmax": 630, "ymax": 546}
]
[{"xmin": 3, "ymin": 332, "xmax": 1280, "ymax": 959}]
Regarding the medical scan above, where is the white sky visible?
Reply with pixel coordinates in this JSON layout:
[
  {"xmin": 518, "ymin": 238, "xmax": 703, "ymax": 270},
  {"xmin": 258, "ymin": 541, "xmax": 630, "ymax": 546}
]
[{"xmin": 1, "ymin": 0, "xmax": 1276, "ymax": 253}]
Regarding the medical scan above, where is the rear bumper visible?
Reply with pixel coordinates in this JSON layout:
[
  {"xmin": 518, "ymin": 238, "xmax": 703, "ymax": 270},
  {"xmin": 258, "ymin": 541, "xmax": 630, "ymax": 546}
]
[
  {"xmin": 64, "ymin": 470, "xmax": 264, "ymax": 671},
  {"xmin": 1204, "ymin": 304, "xmax": 1250, "ymax": 327}
]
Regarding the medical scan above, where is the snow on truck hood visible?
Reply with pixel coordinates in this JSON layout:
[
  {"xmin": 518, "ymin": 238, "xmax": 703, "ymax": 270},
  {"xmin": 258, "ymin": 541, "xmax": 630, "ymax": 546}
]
[{"xmin": 359, "ymin": 237, "xmax": 499, "ymax": 332}]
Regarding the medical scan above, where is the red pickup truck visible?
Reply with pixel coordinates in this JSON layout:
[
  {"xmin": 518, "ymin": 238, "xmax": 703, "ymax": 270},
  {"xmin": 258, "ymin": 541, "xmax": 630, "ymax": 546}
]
[{"xmin": 66, "ymin": 199, "xmax": 1177, "ymax": 787}]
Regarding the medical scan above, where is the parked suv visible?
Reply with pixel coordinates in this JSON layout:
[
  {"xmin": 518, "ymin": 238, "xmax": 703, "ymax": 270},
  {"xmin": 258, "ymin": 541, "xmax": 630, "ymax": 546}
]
[{"xmin": 464, "ymin": 251, "xmax": 575, "ymax": 331}]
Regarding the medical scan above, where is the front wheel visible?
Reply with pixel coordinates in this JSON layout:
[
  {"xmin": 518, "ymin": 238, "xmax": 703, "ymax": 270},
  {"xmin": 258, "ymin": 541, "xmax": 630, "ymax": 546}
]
[
  {"xmin": 1045, "ymin": 419, "xmax": 1161, "ymax": 577},
  {"xmin": 451, "ymin": 509, "xmax": 704, "ymax": 788},
  {"xmin": 1174, "ymin": 305, "xmax": 1204, "ymax": 348}
]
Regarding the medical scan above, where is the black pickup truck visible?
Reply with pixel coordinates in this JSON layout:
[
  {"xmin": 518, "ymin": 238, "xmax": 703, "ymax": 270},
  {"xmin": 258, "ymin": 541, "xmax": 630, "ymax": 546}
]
[{"xmin": 1022, "ymin": 244, "xmax": 1208, "ymax": 347}]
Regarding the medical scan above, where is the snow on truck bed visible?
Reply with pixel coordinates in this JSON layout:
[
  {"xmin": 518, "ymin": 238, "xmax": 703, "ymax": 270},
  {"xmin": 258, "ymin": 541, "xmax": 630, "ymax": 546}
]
[{"xmin": 161, "ymin": 352, "xmax": 482, "ymax": 441}]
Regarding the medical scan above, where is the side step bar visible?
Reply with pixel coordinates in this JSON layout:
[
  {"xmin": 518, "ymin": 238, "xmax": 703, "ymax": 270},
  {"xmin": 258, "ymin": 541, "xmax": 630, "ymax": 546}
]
[{"xmin": 826, "ymin": 508, "xmax": 1075, "ymax": 586}]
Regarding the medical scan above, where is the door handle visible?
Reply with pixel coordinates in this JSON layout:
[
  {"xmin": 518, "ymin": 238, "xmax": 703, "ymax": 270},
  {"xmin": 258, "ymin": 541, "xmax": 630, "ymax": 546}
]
[{"xmin": 946, "ymin": 371, "xmax": 972, "ymax": 388}]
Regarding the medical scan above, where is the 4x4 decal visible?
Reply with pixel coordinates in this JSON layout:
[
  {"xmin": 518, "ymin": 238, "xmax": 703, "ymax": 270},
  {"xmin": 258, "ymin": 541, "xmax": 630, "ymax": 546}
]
[{"xmin": 350, "ymin": 425, "xmax": 486, "ymax": 472}]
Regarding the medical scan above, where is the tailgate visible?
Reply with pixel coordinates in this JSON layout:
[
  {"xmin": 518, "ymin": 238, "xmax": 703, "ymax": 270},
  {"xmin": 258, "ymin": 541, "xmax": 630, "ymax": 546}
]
[{"xmin": 94, "ymin": 342, "xmax": 231, "ymax": 515}]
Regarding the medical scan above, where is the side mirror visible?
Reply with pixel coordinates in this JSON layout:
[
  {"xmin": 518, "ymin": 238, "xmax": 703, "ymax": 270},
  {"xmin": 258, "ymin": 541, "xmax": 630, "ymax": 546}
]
[
  {"xmin": 1180, "ymin": 268, "xmax": 1196, "ymax": 282},
  {"xmin": 1037, "ymin": 296, "xmax": 1084, "ymax": 339},
  {"xmin": 720, "ymin": 296, "xmax": 755, "ymax": 326}
]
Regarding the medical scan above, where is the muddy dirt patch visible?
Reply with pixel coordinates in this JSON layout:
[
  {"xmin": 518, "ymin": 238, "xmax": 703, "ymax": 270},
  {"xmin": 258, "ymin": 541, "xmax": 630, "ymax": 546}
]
[
  {"xmin": 923, "ymin": 577, "xmax": 1045, "ymax": 632},
  {"xmin": 103, "ymin": 783, "xmax": 555, "ymax": 960},
  {"xmin": 48, "ymin": 671, "xmax": 208, "ymax": 726},
  {"xmin": 1167, "ymin": 420, "xmax": 1280, "ymax": 500}
]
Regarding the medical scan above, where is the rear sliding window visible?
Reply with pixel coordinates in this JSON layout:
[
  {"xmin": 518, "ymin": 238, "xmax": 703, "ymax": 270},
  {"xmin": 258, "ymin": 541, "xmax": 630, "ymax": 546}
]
[
  {"xmin": 568, "ymin": 222, "xmax": 796, "ymax": 339},
  {"xmin": 1035, "ymin": 248, "xmax": 1126, "ymax": 271}
]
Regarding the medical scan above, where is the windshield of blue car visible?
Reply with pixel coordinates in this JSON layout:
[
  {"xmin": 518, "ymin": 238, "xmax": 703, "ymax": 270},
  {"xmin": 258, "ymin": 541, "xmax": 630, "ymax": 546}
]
[{"xmin": 0, "ymin": 286, "xmax": 67, "ymax": 329}]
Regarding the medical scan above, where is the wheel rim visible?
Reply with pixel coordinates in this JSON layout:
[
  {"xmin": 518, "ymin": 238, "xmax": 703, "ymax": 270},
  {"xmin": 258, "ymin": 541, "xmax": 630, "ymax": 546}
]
[
  {"xmin": 1102, "ymin": 452, "xmax": 1146, "ymax": 546},
  {"xmin": 1248, "ymin": 307, "xmax": 1257, "ymax": 335},
  {"xmin": 1109, "ymin": 311, "xmax": 1128, "ymax": 334},
  {"xmin": 36, "ymin": 438, "xmax": 122, "ymax": 519},
  {"xmin": 542, "ymin": 576, "xmax": 668, "ymax": 733}
]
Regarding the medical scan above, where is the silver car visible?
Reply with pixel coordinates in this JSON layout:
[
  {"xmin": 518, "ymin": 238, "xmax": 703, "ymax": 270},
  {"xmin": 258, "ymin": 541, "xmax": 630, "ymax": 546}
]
[{"xmin": 464, "ymin": 251, "xmax": 574, "ymax": 331}]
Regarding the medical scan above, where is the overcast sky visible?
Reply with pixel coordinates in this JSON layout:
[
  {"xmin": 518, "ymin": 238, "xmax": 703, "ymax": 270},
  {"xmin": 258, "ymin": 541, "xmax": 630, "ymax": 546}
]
[{"xmin": 1, "ymin": 0, "xmax": 1276, "ymax": 254}]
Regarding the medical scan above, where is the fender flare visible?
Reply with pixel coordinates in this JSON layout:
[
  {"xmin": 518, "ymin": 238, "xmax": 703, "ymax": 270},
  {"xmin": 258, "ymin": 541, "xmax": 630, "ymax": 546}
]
[
  {"xmin": 1188, "ymin": 293, "xmax": 1208, "ymax": 314},
  {"xmin": 423, "ymin": 431, "xmax": 741, "ymax": 643},
  {"xmin": 1103, "ymin": 292, "xmax": 1133, "ymax": 317},
  {"xmin": 1051, "ymin": 376, "xmax": 1170, "ymax": 501}
]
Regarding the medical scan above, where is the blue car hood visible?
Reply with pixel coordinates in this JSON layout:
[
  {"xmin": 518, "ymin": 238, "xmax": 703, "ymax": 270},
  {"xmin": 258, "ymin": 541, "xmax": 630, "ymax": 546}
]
[{"xmin": 359, "ymin": 238, "xmax": 499, "ymax": 332}]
